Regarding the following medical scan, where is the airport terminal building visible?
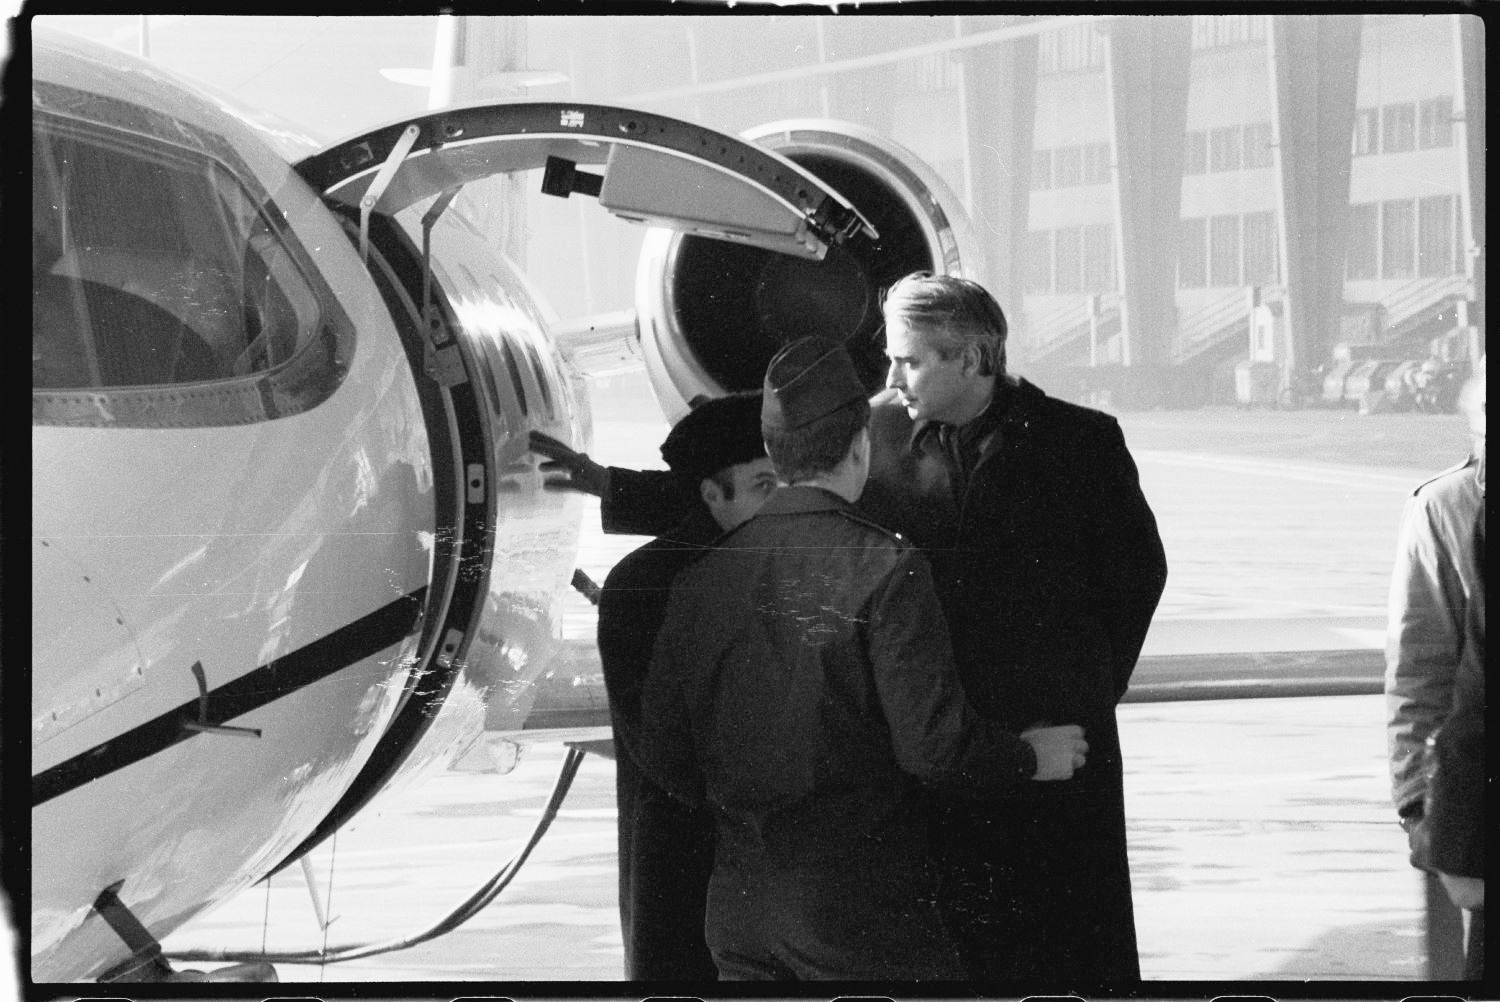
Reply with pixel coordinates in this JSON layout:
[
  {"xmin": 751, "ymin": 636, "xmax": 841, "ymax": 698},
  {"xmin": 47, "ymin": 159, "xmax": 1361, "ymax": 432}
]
[{"xmin": 508, "ymin": 13, "xmax": 1482, "ymax": 409}]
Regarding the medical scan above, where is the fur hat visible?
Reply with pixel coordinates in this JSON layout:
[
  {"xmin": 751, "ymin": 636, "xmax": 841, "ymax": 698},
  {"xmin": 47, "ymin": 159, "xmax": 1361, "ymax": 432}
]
[{"xmin": 660, "ymin": 391, "xmax": 767, "ymax": 487}]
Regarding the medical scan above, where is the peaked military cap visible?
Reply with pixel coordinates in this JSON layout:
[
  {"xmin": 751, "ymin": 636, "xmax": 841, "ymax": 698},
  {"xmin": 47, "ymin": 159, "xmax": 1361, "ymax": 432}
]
[
  {"xmin": 660, "ymin": 390, "xmax": 767, "ymax": 487},
  {"xmin": 761, "ymin": 337, "xmax": 867, "ymax": 433}
]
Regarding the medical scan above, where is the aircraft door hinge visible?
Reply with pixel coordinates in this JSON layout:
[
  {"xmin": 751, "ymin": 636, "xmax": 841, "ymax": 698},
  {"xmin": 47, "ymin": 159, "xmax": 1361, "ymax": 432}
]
[
  {"xmin": 419, "ymin": 186, "xmax": 467, "ymax": 387},
  {"xmin": 359, "ymin": 123, "xmax": 422, "ymax": 264},
  {"xmin": 809, "ymin": 199, "xmax": 872, "ymax": 247},
  {"xmin": 421, "ymin": 311, "xmax": 467, "ymax": 387}
]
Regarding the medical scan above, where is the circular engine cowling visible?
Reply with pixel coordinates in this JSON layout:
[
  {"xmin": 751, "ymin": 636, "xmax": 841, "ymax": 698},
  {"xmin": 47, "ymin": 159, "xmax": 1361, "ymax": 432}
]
[{"xmin": 636, "ymin": 119, "xmax": 984, "ymax": 421}]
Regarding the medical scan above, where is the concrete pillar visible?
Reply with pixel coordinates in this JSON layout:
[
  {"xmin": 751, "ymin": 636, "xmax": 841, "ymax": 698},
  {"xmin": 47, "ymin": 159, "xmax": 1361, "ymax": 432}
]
[
  {"xmin": 1101, "ymin": 17, "xmax": 1193, "ymax": 376},
  {"xmin": 1453, "ymin": 14, "xmax": 1484, "ymax": 355},
  {"xmin": 1267, "ymin": 15, "xmax": 1363, "ymax": 375},
  {"xmin": 957, "ymin": 18, "xmax": 1037, "ymax": 324}
]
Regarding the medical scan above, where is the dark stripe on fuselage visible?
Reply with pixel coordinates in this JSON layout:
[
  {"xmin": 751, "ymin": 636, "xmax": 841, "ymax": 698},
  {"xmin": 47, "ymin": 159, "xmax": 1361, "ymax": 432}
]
[{"xmin": 32, "ymin": 589, "xmax": 428, "ymax": 807}]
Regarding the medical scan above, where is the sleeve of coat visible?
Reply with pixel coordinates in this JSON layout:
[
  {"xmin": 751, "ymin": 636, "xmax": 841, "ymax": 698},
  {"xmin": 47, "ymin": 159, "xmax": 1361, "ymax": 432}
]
[
  {"xmin": 1088, "ymin": 419, "xmax": 1168, "ymax": 702},
  {"xmin": 1423, "ymin": 631, "xmax": 1485, "ymax": 878},
  {"xmin": 634, "ymin": 582, "xmax": 707, "ymax": 807},
  {"xmin": 1417, "ymin": 497, "xmax": 1484, "ymax": 877},
  {"xmin": 596, "ymin": 553, "xmax": 657, "ymax": 767},
  {"xmin": 602, "ymin": 467, "xmax": 693, "ymax": 537},
  {"xmin": 868, "ymin": 548, "xmax": 1037, "ymax": 793},
  {"xmin": 1384, "ymin": 492, "xmax": 1462, "ymax": 813}
]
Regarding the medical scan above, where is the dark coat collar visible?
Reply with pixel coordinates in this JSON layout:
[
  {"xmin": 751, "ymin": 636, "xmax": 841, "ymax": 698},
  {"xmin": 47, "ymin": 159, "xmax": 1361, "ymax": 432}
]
[
  {"xmin": 662, "ymin": 505, "xmax": 726, "ymax": 547},
  {"xmin": 755, "ymin": 484, "xmax": 858, "ymax": 519},
  {"xmin": 907, "ymin": 375, "xmax": 1044, "ymax": 452}
]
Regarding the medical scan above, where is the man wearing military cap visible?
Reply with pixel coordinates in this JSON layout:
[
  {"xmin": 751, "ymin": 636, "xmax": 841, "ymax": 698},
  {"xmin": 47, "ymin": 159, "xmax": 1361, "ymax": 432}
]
[
  {"xmin": 635, "ymin": 337, "xmax": 1090, "ymax": 981},
  {"xmin": 533, "ymin": 272, "xmax": 1166, "ymax": 982},
  {"xmin": 597, "ymin": 391, "xmax": 778, "ymax": 981}
]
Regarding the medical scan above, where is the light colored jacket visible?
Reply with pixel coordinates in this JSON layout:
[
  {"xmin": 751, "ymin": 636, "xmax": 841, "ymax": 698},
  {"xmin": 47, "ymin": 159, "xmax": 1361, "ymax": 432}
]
[{"xmin": 1384, "ymin": 446, "xmax": 1485, "ymax": 814}]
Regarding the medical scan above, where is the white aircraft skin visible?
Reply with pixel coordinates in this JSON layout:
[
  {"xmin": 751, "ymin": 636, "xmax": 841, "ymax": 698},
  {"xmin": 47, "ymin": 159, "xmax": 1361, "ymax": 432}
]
[
  {"xmin": 29, "ymin": 26, "xmax": 887, "ymax": 984},
  {"xmin": 30, "ymin": 33, "xmax": 582, "ymax": 982}
]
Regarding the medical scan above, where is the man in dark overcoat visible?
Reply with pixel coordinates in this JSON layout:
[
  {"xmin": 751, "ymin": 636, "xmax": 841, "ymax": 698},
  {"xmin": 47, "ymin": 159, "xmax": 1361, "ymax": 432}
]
[
  {"xmin": 860, "ymin": 272, "xmax": 1167, "ymax": 983},
  {"xmin": 634, "ymin": 338, "xmax": 1091, "ymax": 981},
  {"xmin": 529, "ymin": 275, "xmax": 1166, "ymax": 983},
  {"xmin": 597, "ymin": 392, "xmax": 777, "ymax": 981}
]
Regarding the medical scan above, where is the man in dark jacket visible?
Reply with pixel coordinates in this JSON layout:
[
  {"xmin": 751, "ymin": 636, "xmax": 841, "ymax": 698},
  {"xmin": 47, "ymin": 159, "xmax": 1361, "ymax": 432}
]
[
  {"xmin": 530, "ymin": 275, "xmax": 1166, "ymax": 983},
  {"xmin": 636, "ymin": 338, "xmax": 1091, "ymax": 981},
  {"xmin": 598, "ymin": 392, "xmax": 777, "ymax": 981},
  {"xmin": 860, "ymin": 271, "xmax": 1167, "ymax": 983}
]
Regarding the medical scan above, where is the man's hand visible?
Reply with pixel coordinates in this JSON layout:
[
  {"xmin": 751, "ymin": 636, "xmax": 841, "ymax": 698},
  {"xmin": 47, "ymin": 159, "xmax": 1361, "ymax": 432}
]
[
  {"xmin": 529, "ymin": 431, "xmax": 609, "ymax": 497},
  {"xmin": 1020, "ymin": 723, "xmax": 1088, "ymax": 781},
  {"xmin": 1438, "ymin": 872, "xmax": 1484, "ymax": 910}
]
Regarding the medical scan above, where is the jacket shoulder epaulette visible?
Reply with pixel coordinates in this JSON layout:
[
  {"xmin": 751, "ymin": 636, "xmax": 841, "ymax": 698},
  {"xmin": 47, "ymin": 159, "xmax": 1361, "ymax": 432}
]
[
  {"xmin": 1411, "ymin": 455, "xmax": 1477, "ymax": 498},
  {"xmin": 836, "ymin": 504, "xmax": 909, "ymax": 547}
]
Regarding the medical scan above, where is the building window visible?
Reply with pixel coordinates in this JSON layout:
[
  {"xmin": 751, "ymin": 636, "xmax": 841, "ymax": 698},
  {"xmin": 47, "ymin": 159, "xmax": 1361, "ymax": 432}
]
[
  {"xmin": 1417, "ymin": 195, "xmax": 1456, "ymax": 277},
  {"xmin": 1031, "ymin": 148, "xmax": 1053, "ymax": 190},
  {"xmin": 1242, "ymin": 211, "xmax": 1278, "ymax": 287},
  {"xmin": 1381, "ymin": 199, "xmax": 1416, "ymax": 278},
  {"xmin": 1192, "ymin": 15, "xmax": 1267, "ymax": 50},
  {"xmin": 1242, "ymin": 122, "xmax": 1273, "ymax": 168},
  {"xmin": 1183, "ymin": 131, "xmax": 1208, "ymax": 175},
  {"xmin": 1039, "ymin": 23, "xmax": 1105, "ymax": 74},
  {"xmin": 1027, "ymin": 229, "xmax": 1053, "ymax": 294},
  {"xmin": 1082, "ymin": 223, "xmax": 1114, "ymax": 292},
  {"xmin": 1418, "ymin": 96, "xmax": 1454, "ymax": 149},
  {"xmin": 1210, "ymin": 215, "xmax": 1242, "ymax": 286},
  {"xmin": 1352, "ymin": 108, "xmax": 1379, "ymax": 156},
  {"xmin": 1054, "ymin": 226, "xmax": 1083, "ymax": 293},
  {"xmin": 1381, "ymin": 103, "xmax": 1416, "ymax": 154},
  {"xmin": 1345, "ymin": 203, "xmax": 1379, "ymax": 280},
  {"xmin": 1178, "ymin": 218, "xmax": 1207, "ymax": 288},
  {"xmin": 1053, "ymin": 145, "xmax": 1083, "ymax": 188},
  {"xmin": 1208, "ymin": 125, "xmax": 1243, "ymax": 172},
  {"xmin": 898, "ymin": 52, "xmax": 963, "ymax": 94},
  {"xmin": 1081, "ymin": 143, "xmax": 1111, "ymax": 185}
]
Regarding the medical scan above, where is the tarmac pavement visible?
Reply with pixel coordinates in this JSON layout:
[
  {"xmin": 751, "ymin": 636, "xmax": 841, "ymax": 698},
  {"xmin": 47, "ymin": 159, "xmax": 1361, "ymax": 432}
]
[{"xmin": 149, "ymin": 381, "xmax": 1473, "ymax": 994}]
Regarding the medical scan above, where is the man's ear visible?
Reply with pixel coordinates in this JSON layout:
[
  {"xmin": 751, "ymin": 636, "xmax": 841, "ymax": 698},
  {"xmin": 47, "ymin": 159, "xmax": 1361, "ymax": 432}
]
[
  {"xmin": 699, "ymin": 477, "xmax": 722, "ymax": 508},
  {"xmin": 962, "ymin": 342, "xmax": 986, "ymax": 377},
  {"xmin": 851, "ymin": 426, "xmax": 871, "ymax": 466}
]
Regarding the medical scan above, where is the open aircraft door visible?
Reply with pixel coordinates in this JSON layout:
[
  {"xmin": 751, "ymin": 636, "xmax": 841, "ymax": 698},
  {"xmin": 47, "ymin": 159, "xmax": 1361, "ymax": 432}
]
[
  {"xmin": 636, "ymin": 119, "xmax": 986, "ymax": 419},
  {"xmin": 268, "ymin": 103, "xmax": 880, "ymax": 873},
  {"xmin": 296, "ymin": 102, "xmax": 876, "ymax": 257}
]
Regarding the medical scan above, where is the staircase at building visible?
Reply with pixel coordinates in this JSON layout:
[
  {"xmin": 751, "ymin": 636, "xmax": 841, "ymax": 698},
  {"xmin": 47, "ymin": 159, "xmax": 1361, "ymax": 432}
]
[
  {"xmin": 1024, "ymin": 291, "xmax": 1122, "ymax": 368},
  {"xmin": 1369, "ymin": 273, "xmax": 1469, "ymax": 351},
  {"xmin": 1171, "ymin": 290, "xmax": 1252, "ymax": 367}
]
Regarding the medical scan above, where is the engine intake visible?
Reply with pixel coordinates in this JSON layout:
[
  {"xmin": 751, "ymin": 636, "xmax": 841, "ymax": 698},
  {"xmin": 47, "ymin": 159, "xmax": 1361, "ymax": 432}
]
[{"xmin": 636, "ymin": 120, "xmax": 982, "ymax": 421}]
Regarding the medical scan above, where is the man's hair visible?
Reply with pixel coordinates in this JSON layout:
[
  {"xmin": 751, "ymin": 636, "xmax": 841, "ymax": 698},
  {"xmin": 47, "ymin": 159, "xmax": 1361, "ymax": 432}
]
[
  {"xmin": 764, "ymin": 397, "xmax": 871, "ymax": 483},
  {"xmin": 881, "ymin": 271, "xmax": 1008, "ymax": 377}
]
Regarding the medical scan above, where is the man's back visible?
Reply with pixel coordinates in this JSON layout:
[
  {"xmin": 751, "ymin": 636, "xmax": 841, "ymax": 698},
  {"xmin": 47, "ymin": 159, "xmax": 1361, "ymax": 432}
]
[{"xmin": 641, "ymin": 485, "xmax": 1033, "ymax": 866}]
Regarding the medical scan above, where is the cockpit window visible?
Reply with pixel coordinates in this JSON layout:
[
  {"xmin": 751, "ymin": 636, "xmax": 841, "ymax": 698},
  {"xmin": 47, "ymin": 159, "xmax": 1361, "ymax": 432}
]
[{"xmin": 33, "ymin": 114, "xmax": 350, "ymax": 427}]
